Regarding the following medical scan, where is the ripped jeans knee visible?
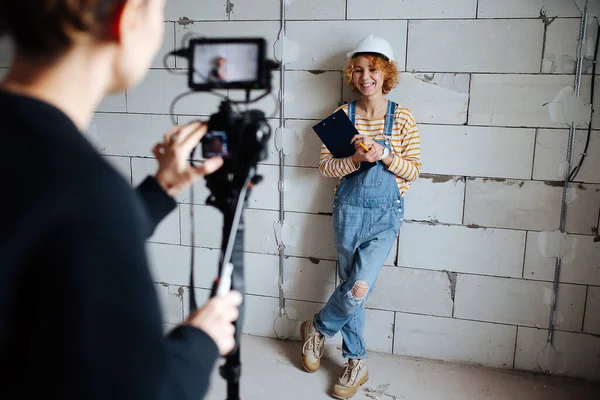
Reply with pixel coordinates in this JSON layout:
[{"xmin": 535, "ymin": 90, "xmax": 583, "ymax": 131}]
[{"xmin": 342, "ymin": 280, "xmax": 369, "ymax": 311}]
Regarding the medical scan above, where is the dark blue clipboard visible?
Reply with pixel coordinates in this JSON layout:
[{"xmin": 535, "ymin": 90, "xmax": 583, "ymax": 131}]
[{"xmin": 312, "ymin": 109, "xmax": 376, "ymax": 177}]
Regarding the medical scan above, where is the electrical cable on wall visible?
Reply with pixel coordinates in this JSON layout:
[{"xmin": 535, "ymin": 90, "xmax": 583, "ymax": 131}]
[
  {"xmin": 539, "ymin": 0, "xmax": 591, "ymax": 376},
  {"xmin": 569, "ymin": 16, "xmax": 599, "ymax": 182}
]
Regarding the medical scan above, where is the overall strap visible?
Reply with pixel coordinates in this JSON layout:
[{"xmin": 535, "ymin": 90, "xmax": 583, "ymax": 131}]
[
  {"xmin": 347, "ymin": 102, "xmax": 357, "ymax": 125},
  {"xmin": 383, "ymin": 101, "xmax": 397, "ymax": 138}
]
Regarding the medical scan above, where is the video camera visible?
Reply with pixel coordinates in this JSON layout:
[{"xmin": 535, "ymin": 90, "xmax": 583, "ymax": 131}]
[{"xmin": 178, "ymin": 38, "xmax": 279, "ymax": 162}]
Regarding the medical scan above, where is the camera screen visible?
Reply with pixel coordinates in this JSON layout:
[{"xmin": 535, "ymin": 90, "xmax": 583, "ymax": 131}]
[
  {"xmin": 202, "ymin": 131, "xmax": 229, "ymax": 158},
  {"xmin": 192, "ymin": 42, "xmax": 260, "ymax": 86}
]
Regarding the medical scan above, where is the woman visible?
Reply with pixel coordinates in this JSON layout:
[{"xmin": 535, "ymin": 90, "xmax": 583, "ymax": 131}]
[
  {"xmin": 0, "ymin": 1, "xmax": 241, "ymax": 399},
  {"xmin": 300, "ymin": 35, "xmax": 421, "ymax": 399}
]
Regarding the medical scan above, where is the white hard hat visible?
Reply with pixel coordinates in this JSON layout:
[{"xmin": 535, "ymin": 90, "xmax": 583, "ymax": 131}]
[{"xmin": 347, "ymin": 35, "xmax": 395, "ymax": 62}]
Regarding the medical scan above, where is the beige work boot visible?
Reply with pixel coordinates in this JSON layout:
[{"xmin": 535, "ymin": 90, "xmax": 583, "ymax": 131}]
[
  {"xmin": 300, "ymin": 319, "xmax": 325, "ymax": 372},
  {"xmin": 332, "ymin": 359, "xmax": 369, "ymax": 399}
]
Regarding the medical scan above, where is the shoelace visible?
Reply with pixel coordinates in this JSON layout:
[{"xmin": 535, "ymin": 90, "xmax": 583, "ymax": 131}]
[
  {"xmin": 302, "ymin": 331, "xmax": 325, "ymax": 358},
  {"xmin": 340, "ymin": 360, "xmax": 361, "ymax": 384}
]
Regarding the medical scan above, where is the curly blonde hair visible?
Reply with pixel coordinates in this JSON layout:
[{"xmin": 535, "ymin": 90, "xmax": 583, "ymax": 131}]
[{"xmin": 344, "ymin": 54, "xmax": 400, "ymax": 95}]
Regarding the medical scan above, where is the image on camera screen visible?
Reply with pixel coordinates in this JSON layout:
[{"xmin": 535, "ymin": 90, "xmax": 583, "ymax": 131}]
[
  {"xmin": 203, "ymin": 131, "xmax": 229, "ymax": 158},
  {"xmin": 192, "ymin": 42, "xmax": 259, "ymax": 85}
]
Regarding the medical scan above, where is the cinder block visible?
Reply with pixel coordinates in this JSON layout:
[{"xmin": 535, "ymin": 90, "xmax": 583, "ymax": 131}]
[
  {"xmin": 543, "ymin": 19, "xmax": 598, "ymax": 74},
  {"xmin": 533, "ymin": 129, "xmax": 600, "ymax": 183},
  {"xmin": 363, "ymin": 309, "xmax": 395, "ymax": 355},
  {"xmin": 455, "ymin": 274, "xmax": 587, "ymax": 331},
  {"xmin": 398, "ymin": 223, "xmax": 526, "ymax": 278},
  {"xmin": 146, "ymin": 242, "xmax": 219, "ymax": 288},
  {"xmin": 180, "ymin": 204, "xmax": 224, "ymax": 249},
  {"xmin": 246, "ymin": 164, "xmax": 279, "ymax": 211},
  {"xmin": 148, "ymin": 205, "xmax": 181, "ymax": 245},
  {"xmin": 515, "ymin": 327, "xmax": 600, "ymax": 381},
  {"xmin": 102, "ymin": 156, "xmax": 131, "ymax": 183},
  {"xmin": 367, "ymin": 266, "xmax": 453, "ymax": 317},
  {"xmin": 283, "ymin": 212, "xmax": 336, "ymax": 260},
  {"xmin": 127, "ymin": 70, "xmax": 221, "ymax": 115},
  {"xmin": 393, "ymin": 74, "xmax": 469, "ymax": 125},
  {"xmin": 88, "ymin": 113, "xmax": 173, "ymax": 157},
  {"xmin": 231, "ymin": 0, "xmax": 346, "ymax": 20},
  {"xmin": 394, "ymin": 313, "xmax": 517, "ymax": 369},
  {"xmin": 241, "ymin": 295, "xmax": 281, "ymax": 337},
  {"xmin": 286, "ymin": 0, "xmax": 346, "ymax": 20},
  {"xmin": 524, "ymin": 232, "xmax": 600, "ymax": 286},
  {"xmin": 284, "ymin": 167, "xmax": 337, "ymax": 214},
  {"xmin": 181, "ymin": 287, "xmax": 212, "ymax": 320},
  {"xmin": 165, "ymin": 0, "xmax": 228, "ymax": 21},
  {"xmin": 477, "ymin": 0, "xmax": 581, "ymax": 18},
  {"xmin": 403, "ymin": 175, "xmax": 464, "ymax": 225},
  {"xmin": 147, "ymin": 242, "xmax": 279, "ymax": 298},
  {"xmin": 565, "ymin": 184, "xmax": 600, "ymax": 235},
  {"xmin": 152, "ymin": 22, "xmax": 176, "ymax": 69},
  {"xmin": 97, "ymin": 93, "xmax": 127, "ymax": 113},
  {"xmin": 407, "ymin": 20, "xmax": 543, "ymax": 73},
  {"xmin": 347, "ymin": 0, "xmax": 477, "ymax": 19},
  {"xmin": 584, "ymin": 286, "xmax": 600, "ymax": 335},
  {"xmin": 286, "ymin": 20, "xmax": 407, "ymax": 71},
  {"xmin": 229, "ymin": 0, "xmax": 278, "ymax": 20},
  {"xmin": 419, "ymin": 125, "xmax": 535, "ymax": 179},
  {"xmin": 175, "ymin": 22, "xmax": 280, "ymax": 60},
  {"xmin": 284, "ymin": 71, "xmax": 342, "ymax": 120},
  {"xmin": 283, "ymin": 256, "xmax": 336, "ymax": 303},
  {"xmin": 282, "ymin": 119, "xmax": 323, "ymax": 168},
  {"xmin": 469, "ymin": 74, "xmax": 592, "ymax": 128},
  {"xmin": 154, "ymin": 283, "xmax": 184, "ymax": 324},
  {"xmin": 244, "ymin": 252, "xmax": 280, "ymax": 298},
  {"xmin": 0, "ymin": 37, "xmax": 13, "ymax": 67},
  {"xmin": 594, "ymin": 77, "xmax": 600, "ymax": 129},
  {"xmin": 245, "ymin": 209, "xmax": 280, "ymax": 255},
  {"xmin": 464, "ymin": 179, "xmax": 562, "ymax": 231},
  {"xmin": 180, "ymin": 206, "xmax": 284, "ymax": 268}
]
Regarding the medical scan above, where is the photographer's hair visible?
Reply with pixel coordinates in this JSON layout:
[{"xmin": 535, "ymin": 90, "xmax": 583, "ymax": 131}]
[
  {"xmin": 344, "ymin": 53, "xmax": 400, "ymax": 95},
  {"xmin": 0, "ymin": 0, "xmax": 132, "ymax": 58}
]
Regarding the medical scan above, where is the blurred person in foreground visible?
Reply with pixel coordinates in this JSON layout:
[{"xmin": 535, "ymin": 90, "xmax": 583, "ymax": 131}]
[{"xmin": 0, "ymin": 1, "xmax": 242, "ymax": 398}]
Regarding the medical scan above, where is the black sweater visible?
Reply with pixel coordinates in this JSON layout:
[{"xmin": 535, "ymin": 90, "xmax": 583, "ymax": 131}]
[{"xmin": 0, "ymin": 91, "xmax": 218, "ymax": 399}]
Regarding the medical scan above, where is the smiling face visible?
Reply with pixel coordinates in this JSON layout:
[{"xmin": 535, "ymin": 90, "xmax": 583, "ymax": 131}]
[
  {"xmin": 352, "ymin": 55, "xmax": 384, "ymax": 97},
  {"xmin": 344, "ymin": 54, "xmax": 400, "ymax": 96}
]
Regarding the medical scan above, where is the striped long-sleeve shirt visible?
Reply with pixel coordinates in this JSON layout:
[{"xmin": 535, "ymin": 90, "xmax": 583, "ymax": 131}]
[{"xmin": 319, "ymin": 103, "xmax": 421, "ymax": 196}]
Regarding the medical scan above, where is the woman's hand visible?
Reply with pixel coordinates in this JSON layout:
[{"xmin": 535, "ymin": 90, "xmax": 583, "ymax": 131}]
[
  {"xmin": 350, "ymin": 134, "xmax": 384, "ymax": 165},
  {"xmin": 153, "ymin": 121, "xmax": 224, "ymax": 196}
]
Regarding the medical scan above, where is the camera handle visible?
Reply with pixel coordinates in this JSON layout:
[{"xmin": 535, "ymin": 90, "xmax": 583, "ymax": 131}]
[{"xmin": 188, "ymin": 161, "xmax": 260, "ymax": 400}]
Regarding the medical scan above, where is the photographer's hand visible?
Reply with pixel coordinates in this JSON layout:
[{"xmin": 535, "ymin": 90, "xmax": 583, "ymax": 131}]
[
  {"xmin": 153, "ymin": 121, "xmax": 223, "ymax": 196},
  {"xmin": 184, "ymin": 291, "xmax": 243, "ymax": 356}
]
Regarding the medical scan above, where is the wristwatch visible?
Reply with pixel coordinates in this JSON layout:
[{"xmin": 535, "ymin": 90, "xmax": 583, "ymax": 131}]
[{"xmin": 379, "ymin": 146, "xmax": 390, "ymax": 161}]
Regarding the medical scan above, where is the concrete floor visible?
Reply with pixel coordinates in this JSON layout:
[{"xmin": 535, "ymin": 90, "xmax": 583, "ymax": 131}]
[{"xmin": 205, "ymin": 335, "xmax": 599, "ymax": 400}]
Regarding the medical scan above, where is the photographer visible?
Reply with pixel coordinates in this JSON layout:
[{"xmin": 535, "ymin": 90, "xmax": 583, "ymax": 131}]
[{"xmin": 0, "ymin": 0, "xmax": 240, "ymax": 399}]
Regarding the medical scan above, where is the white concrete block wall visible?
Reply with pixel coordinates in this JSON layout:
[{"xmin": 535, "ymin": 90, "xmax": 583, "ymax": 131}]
[{"xmin": 2, "ymin": 0, "xmax": 599, "ymax": 382}]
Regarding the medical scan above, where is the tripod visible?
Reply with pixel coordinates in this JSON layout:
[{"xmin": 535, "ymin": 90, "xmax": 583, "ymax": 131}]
[{"xmin": 188, "ymin": 98, "xmax": 270, "ymax": 400}]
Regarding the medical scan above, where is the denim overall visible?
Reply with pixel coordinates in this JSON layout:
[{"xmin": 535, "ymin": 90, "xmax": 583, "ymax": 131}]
[{"xmin": 315, "ymin": 100, "xmax": 404, "ymax": 360}]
